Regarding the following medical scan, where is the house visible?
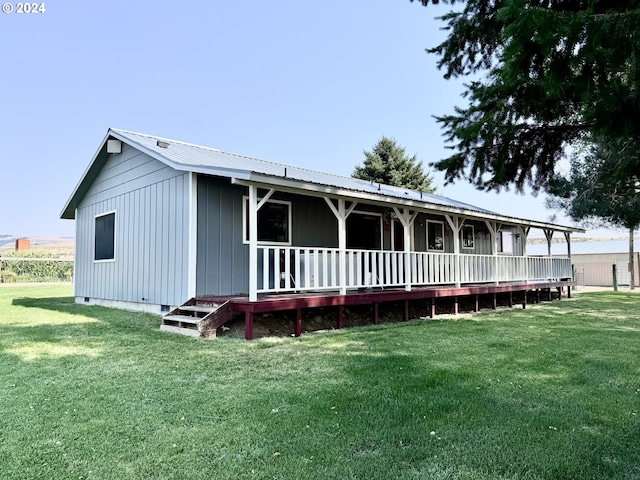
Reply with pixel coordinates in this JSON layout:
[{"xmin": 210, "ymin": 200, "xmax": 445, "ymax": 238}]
[
  {"xmin": 528, "ymin": 238, "xmax": 639, "ymax": 287},
  {"xmin": 61, "ymin": 129, "xmax": 583, "ymax": 338}
]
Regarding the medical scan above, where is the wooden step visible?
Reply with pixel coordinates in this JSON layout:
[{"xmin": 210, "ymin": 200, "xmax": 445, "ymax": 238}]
[
  {"xmin": 162, "ymin": 298, "xmax": 234, "ymax": 339},
  {"xmin": 163, "ymin": 314, "xmax": 200, "ymax": 326},
  {"xmin": 160, "ymin": 324, "xmax": 201, "ymax": 338},
  {"xmin": 179, "ymin": 305, "xmax": 217, "ymax": 313}
]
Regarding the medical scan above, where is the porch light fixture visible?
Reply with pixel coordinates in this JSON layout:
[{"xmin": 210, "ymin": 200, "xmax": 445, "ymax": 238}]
[{"xmin": 157, "ymin": 140, "xmax": 170, "ymax": 148}]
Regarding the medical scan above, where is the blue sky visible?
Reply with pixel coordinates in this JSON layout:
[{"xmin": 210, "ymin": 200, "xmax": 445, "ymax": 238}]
[{"xmin": 0, "ymin": 0, "xmax": 623, "ymax": 239}]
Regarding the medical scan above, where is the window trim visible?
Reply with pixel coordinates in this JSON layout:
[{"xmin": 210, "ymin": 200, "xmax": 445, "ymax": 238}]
[
  {"xmin": 94, "ymin": 210, "xmax": 116, "ymax": 263},
  {"xmin": 426, "ymin": 220, "xmax": 445, "ymax": 252},
  {"xmin": 242, "ymin": 196, "xmax": 292, "ymax": 246},
  {"xmin": 461, "ymin": 224, "xmax": 475, "ymax": 250}
]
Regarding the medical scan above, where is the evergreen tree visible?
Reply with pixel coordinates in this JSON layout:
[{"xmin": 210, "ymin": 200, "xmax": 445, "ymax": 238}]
[
  {"xmin": 352, "ymin": 136, "xmax": 436, "ymax": 193},
  {"xmin": 412, "ymin": 0, "xmax": 640, "ymax": 192}
]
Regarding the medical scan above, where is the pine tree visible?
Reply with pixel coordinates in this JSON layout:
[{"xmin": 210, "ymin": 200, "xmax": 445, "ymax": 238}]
[
  {"xmin": 412, "ymin": 0, "xmax": 640, "ymax": 192},
  {"xmin": 352, "ymin": 136, "xmax": 436, "ymax": 193}
]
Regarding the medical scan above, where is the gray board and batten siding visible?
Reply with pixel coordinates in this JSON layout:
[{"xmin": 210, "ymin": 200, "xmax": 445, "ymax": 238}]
[
  {"xmin": 74, "ymin": 143, "xmax": 190, "ymax": 308},
  {"xmin": 196, "ymin": 177, "xmax": 340, "ymax": 297}
]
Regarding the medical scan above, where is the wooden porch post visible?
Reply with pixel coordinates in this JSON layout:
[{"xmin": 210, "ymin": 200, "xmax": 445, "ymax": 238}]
[
  {"xmin": 325, "ymin": 198, "xmax": 356, "ymax": 296},
  {"xmin": 485, "ymin": 221, "xmax": 499, "ymax": 285},
  {"xmin": 544, "ymin": 228, "xmax": 554, "ymax": 280},
  {"xmin": 445, "ymin": 215, "xmax": 462, "ymax": 287},
  {"xmin": 248, "ymin": 184, "xmax": 258, "ymax": 302},
  {"xmin": 521, "ymin": 226, "xmax": 530, "ymax": 282},
  {"xmin": 564, "ymin": 231, "xmax": 573, "ymax": 284},
  {"xmin": 393, "ymin": 208, "xmax": 417, "ymax": 292}
]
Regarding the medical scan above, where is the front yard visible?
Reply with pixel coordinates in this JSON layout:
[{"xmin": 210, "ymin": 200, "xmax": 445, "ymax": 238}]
[{"xmin": 1, "ymin": 284, "xmax": 638, "ymax": 479}]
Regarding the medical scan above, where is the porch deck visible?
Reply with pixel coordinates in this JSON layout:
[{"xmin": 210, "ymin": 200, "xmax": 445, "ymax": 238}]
[{"xmin": 200, "ymin": 279, "xmax": 573, "ymax": 339}]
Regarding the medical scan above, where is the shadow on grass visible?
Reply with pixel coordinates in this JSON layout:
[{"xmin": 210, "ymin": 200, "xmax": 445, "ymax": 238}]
[{"xmin": 3, "ymin": 296, "xmax": 170, "ymax": 362}]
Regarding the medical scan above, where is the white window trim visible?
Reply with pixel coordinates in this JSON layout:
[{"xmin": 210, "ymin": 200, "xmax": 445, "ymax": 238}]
[
  {"xmin": 461, "ymin": 224, "xmax": 475, "ymax": 250},
  {"xmin": 94, "ymin": 209, "xmax": 116, "ymax": 263},
  {"xmin": 426, "ymin": 220, "xmax": 445, "ymax": 252},
  {"xmin": 348, "ymin": 210, "xmax": 384, "ymax": 250},
  {"xmin": 242, "ymin": 196, "xmax": 292, "ymax": 246}
]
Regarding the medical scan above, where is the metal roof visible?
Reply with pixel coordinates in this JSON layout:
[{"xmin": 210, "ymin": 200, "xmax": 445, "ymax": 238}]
[
  {"xmin": 60, "ymin": 128, "xmax": 584, "ymax": 234},
  {"xmin": 109, "ymin": 129, "xmax": 496, "ymax": 214}
]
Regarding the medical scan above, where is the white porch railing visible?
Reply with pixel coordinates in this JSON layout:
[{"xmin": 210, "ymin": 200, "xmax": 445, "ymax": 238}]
[{"xmin": 256, "ymin": 247, "xmax": 572, "ymax": 294}]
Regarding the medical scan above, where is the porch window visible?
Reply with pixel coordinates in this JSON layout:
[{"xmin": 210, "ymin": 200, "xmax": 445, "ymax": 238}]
[
  {"xmin": 243, "ymin": 197, "xmax": 291, "ymax": 245},
  {"xmin": 347, "ymin": 212, "xmax": 382, "ymax": 250},
  {"xmin": 497, "ymin": 231, "xmax": 513, "ymax": 254},
  {"xmin": 94, "ymin": 211, "xmax": 115, "ymax": 261},
  {"xmin": 427, "ymin": 221, "xmax": 444, "ymax": 251},
  {"xmin": 462, "ymin": 225, "xmax": 474, "ymax": 249}
]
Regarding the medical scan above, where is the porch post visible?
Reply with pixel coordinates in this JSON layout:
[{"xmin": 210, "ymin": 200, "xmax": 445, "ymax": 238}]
[
  {"xmin": 393, "ymin": 208, "xmax": 417, "ymax": 292},
  {"xmin": 248, "ymin": 184, "xmax": 258, "ymax": 301},
  {"xmin": 564, "ymin": 231, "xmax": 572, "ymax": 282},
  {"xmin": 521, "ymin": 226, "xmax": 530, "ymax": 282},
  {"xmin": 325, "ymin": 197, "xmax": 355, "ymax": 296},
  {"xmin": 337, "ymin": 199, "xmax": 347, "ymax": 295},
  {"xmin": 485, "ymin": 221, "xmax": 499, "ymax": 285},
  {"xmin": 446, "ymin": 215, "xmax": 462, "ymax": 288},
  {"xmin": 544, "ymin": 228, "xmax": 554, "ymax": 279}
]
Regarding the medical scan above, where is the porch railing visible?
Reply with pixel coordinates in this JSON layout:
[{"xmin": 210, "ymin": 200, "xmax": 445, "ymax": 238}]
[{"xmin": 256, "ymin": 247, "xmax": 572, "ymax": 294}]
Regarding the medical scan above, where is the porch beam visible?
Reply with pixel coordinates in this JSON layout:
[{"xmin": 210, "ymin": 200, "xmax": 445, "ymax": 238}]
[
  {"xmin": 232, "ymin": 177, "xmax": 584, "ymax": 234},
  {"xmin": 256, "ymin": 189, "xmax": 275, "ymax": 211}
]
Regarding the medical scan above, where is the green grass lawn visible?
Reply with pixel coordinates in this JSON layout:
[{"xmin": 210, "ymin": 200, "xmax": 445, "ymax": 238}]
[{"xmin": 1, "ymin": 285, "xmax": 639, "ymax": 479}]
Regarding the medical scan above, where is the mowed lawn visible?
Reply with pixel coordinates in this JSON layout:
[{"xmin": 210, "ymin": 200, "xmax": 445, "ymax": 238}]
[{"xmin": 1, "ymin": 285, "xmax": 639, "ymax": 480}]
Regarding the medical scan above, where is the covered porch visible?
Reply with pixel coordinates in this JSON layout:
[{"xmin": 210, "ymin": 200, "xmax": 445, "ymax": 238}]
[{"xmin": 241, "ymin": 182, "xmax": 577, "ymax": 301}]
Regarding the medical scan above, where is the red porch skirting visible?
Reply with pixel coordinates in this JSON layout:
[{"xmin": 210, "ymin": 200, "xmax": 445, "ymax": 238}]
[{"xmin": 199, "ymin": 280, "xmax": 573, "ymax": 340}]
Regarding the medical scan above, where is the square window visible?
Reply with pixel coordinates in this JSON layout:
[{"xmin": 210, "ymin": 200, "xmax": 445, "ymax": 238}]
[
  {"xmin": 95, "ymin": 212, "xmax": 115, "ymax": 261},
  {"xmin": 244, "ymin": 198, "xmax": 291, "ymax": 244}
]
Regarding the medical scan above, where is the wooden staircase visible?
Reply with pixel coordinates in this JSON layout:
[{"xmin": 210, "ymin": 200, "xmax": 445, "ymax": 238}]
[{"xmin": 161, "ymin": 298, "xmax": 233, "ymax": 338}]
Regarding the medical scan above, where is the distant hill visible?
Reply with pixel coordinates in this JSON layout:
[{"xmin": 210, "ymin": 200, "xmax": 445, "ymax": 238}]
[
  {"xmin": 0, "ymin": 235, "xmax": 19, "ymax": 248},
  {"xmin": 0, "ymin": 236, "xmax": 74, "ymax": 259}
]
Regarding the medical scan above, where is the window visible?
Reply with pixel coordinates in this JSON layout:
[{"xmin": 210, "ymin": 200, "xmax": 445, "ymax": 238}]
[
  {"xmin": 427, "ymin": 221, "xmax": 444, "ymax": 251},
  {"xmin": 95, "ymin": 211, "xmax": 115, "ymax": 261},
  {"xmin": 461, "ymin": 225, "xmax": 474, "ymax": 249},
  {"xmin": 497, "ymin": 231, "xmax": 513, "ymax": 254},
  {"xmin": 346, "ymin": 212, "xmax": 382, "ymax": 250},
  {"xmin": 244, "ymin": 198, "xmax": 291, "ymax": 244}
]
